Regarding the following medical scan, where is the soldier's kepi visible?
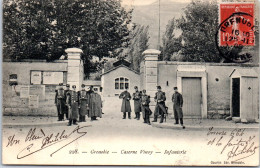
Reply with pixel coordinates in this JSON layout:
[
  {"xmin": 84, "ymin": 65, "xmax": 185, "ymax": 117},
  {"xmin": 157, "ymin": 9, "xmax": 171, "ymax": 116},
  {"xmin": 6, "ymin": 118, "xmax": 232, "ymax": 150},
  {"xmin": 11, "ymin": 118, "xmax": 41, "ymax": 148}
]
[
  {"xmin": 152, "ymin": 86, "xmax": 167, "ymax": 123},
  {"xmin": 55, "ymin": 83, "xmax": 66, "ymax": 121},
  {"xmin": 66, "ymin": 85, "xmax": 79, "ymax": 126},
  {"xmin": 78, "ymin": 84, "xmax": 88, "ymax": 122}
]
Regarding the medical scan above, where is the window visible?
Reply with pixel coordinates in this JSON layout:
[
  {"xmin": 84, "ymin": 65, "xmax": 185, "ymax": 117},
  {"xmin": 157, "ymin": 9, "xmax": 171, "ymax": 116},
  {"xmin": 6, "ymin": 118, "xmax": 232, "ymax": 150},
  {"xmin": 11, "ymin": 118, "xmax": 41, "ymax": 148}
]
[
  {"xmin": 115, "ymin": 77, "xmax": 129, "ymax": 90},
  {"xmin": 30, "ymin": 71, "xmax": 64, "ymax": 85}
]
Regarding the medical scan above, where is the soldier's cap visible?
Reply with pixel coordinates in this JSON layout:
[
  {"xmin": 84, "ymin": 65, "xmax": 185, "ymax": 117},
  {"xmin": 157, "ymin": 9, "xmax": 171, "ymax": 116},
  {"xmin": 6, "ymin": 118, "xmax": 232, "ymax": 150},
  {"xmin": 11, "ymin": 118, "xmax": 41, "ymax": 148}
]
[
  {"xmin": 157, "ymin": 86, "xmax": 161, "ymax": 89},
  {"xmin": 81, "ymin": 84, "xmax": 85, "ymax": 88},
  {"xmin": 134, "ymin": 86, "xmax": 138, "ymax": 89},
  {"xmin": 174, "ymin": 87, "xmax": 178, "ymax": 90},
  {"xmin": 59, "ymin": 83, "xmax": 63, "ymax": 86},
  {"xmin": 143, "ymin": 89, "xmax": 146, "ymax": 92},
  {"xmin": 72, "ymin": 85, "xmax": 76, "ymax": 88},
  {"xmin": 66, "ymin": 84, "xmax": 70, "ymax": 87}
]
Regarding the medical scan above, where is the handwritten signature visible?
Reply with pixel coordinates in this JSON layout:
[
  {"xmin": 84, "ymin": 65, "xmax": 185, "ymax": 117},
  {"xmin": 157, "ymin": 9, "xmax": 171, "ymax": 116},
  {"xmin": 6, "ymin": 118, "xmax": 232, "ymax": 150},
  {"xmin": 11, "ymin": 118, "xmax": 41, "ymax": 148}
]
[
  {"xmin": 207, "ymin": 127, "xmax": 259, "ymax": 162},
  {"xmin": 221, "ymin": 135, "xmax": 259, "ymax": 161},
  {"xmin": 10, "ymin": 125, "xmax": 90, "ymax": 159}
]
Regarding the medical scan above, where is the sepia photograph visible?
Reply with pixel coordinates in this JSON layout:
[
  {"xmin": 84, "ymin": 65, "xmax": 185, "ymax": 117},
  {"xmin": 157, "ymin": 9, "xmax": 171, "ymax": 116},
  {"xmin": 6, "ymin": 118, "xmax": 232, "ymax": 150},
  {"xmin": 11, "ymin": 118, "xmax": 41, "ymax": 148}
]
[{"xmin": 1, "ymin": 0, "xmax": 259, "ymax": 166}]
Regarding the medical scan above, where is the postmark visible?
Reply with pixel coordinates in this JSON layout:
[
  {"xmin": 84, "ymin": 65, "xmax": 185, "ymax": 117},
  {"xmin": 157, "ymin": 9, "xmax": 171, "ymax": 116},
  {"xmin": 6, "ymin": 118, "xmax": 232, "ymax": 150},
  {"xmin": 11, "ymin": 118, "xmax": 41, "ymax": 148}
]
[{"xmin": 215, "ymin": 3, "xmax": 256, "ymax": 63}]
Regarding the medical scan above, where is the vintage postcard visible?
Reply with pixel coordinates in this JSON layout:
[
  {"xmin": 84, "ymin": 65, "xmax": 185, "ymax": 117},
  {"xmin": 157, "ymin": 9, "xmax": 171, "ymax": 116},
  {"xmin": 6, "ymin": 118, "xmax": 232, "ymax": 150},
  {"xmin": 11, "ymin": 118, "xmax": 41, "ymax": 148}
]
[{"xmin": 1, "ymin": 0, "xmax": 259, "ymax": 166}]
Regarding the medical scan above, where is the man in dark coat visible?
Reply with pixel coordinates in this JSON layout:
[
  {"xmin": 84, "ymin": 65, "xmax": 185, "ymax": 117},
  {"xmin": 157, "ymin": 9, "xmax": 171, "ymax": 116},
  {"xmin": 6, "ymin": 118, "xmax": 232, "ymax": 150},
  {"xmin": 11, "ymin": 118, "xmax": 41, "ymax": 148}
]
[
  {"xmin": 87, "ymin": 85, "xmax": 102, "ymax": 121},
  {"xmin": 119, "ymin": 87, "xmax": 131, "ymax": 119},
  {"xmin": 132, "ymin": 86, "xmax": 142, "ymax": 120},
  {"xmin": 172, "ymin": 87, "xmax": 185, "ymax": 129},
  {"xmin": 55, "ymin": 83, "xmax": 66, "ymax": 121},
  {"xmin": 141, "ymin": 89, "xmax": 152, "ymax": 125},
  {"xmin": 152, "ymin": 86, "xmax": 167, "ymax": 123},
  {"xmin": 66, "ymin": 85, "xmax": 79, "ymax": 126},
  {"xmin": 78, "ymin": 84, "xmax": 88, "ymax": 122},
  {"xmin": 64, "ymin": 84, "xmax": 70, "ymax": 120}
]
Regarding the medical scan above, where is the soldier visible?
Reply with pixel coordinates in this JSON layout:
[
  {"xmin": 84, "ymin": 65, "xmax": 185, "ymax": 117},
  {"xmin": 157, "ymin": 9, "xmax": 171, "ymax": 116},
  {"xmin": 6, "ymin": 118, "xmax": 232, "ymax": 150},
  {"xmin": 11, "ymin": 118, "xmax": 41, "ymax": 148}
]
[
  {"xmin": 78, "ymin": 84, "xmax": 88, "ymax": 122},
  {"xmin": 141, "ymin": 89, "xmax": 152, "ymax": 125},
  {"xmin": 64, "ymin": 84, "xmax": 70, "ymax": 120},
  {"xmin": 119, "ymin": 87, "xmax": 132, "ymax": 119},
  {"xmin": 87, "ymin": 85, "xmax": 102, "ymax": 121},
  {"xmin": 55, "ymin": 83, "xmax": 66, "ymax": 121},
  {"xmin": 152, "ymin": 86, "xmax": 167, "ymax": 123},
  {"xmin": 172, "ymin": 87, "xmax": 185, "ymax": 129},
  {"xmin": 132, "ymin": 86, "xmax": 142, "ymax": 120},
  {"xmin": 66, "ymin": 85, "xmax": 79, "ymax": 126}
]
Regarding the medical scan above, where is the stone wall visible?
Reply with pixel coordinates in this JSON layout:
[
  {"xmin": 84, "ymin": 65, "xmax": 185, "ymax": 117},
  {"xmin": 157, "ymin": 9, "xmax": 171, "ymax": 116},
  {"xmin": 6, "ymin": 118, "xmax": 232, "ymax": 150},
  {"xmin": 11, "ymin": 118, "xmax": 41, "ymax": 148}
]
[
  {"xmin": 140, "ymin": 53, "xmax": 259, "ymax": 118},
  {"xmin": 2, "ymin": 60, "xmax": 68, "ymax": 116}
]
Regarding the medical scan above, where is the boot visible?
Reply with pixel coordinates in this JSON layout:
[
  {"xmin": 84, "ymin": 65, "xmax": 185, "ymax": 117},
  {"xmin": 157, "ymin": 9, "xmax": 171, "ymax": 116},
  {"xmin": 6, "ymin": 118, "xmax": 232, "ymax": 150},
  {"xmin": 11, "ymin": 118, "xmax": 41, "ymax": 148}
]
[
  {"xmin": 128, "ymin": 112, "xmax": 131, "ymax": 119},
  {"xmin": 174, "ymin": 118, "xmax": 179, "ymax": 124},
  {"xmin": 152, "ymin": 115, "xmax": 157, "ymax": 122},
  {"xmin": 159, "ymin": 114, "xmax": 164, "ymax": 123},
  {"xmin": 137, "ymin": 113, "xmax": 140, "ymax": 120},
  {"xmin": 122, "ymin": 112, "xmax": 126, "ymax": 119},
  {"xmin": 73, "ymin": 119, "xmax": 78, "ymax": 125},
  {"xmin": 67, "ymin": 119, "xmax": 72, "ymax": 126},
  {"xmin": 83, "ymin": 116, "xmax": 86, "ymax": 122},
  {"xmin": 78, "ymin": 115, "xmax": 82, "ymax": 122},
  {"xmin": 134, "ymin": 112, "xmax": 137, "ymax": 119}
]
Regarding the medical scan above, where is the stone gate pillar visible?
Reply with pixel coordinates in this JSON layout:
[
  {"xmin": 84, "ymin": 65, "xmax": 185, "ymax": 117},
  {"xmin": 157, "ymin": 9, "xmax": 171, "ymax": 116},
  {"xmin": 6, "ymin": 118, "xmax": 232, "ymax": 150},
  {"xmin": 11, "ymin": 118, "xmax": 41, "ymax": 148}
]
[
  {"xmin": 142, "ymin": 49, "xmax": 161, "ymax": 112},
  {"xmin": 65, "ymin": 48, "xmax": 84, "ymax": 91}
]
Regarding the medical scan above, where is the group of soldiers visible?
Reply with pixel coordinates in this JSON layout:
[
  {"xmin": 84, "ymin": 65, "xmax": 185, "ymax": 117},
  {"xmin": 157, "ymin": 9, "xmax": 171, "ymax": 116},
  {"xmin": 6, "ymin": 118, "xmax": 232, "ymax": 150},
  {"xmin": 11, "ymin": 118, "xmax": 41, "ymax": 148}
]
[
  {"xmin": 119, "ymin": 86, "xmax": 185, "ymax": 129},
  {"xmin": 55, "ymin": 83, "xmax": 102, "ymax": 126}
]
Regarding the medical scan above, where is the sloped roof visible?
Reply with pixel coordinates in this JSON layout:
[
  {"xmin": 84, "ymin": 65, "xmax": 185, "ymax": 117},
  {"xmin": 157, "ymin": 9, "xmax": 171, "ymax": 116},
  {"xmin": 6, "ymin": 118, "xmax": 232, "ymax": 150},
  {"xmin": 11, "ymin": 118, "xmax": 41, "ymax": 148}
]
[
  {"xmin": 113, "ymin": 59, "xmax": 131, "ymax": 67},
  {"xmin": 101, "ymin": 64, "xmax": 139, "ymax": 76},
  {"xmin": 229, "ymin": 68, "xmax": 258, "ymax": 77},
  {"xmin": 83, "ymin": 80, "xmax": 101, "ymax": 86}
]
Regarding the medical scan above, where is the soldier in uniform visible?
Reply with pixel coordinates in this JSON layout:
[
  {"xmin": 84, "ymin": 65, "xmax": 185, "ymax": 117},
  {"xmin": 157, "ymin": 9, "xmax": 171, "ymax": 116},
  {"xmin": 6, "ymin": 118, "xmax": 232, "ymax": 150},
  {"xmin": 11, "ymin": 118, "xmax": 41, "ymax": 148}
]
[
  {"xmin": 78, "ymin": 84, "xmax": 88, "ymax": 122},
  {"xmin": 119, "ymin": 87, "xmax": 132, "ymax": 119},
  {"xmin": 152, "ymin": 86, "xmax": 167, "ymax": 123},
  {"xmin": 141, "ymin": 89, "xmax": 152, "ymax": 125},
  {"xmin": 64, "ymin": 84, "xmax": 70, "ymax": 120},
  {"xmin": 172, "ymin": 87, "xmax": 185, "ymax": 129},
  {"xmin": 87, "ymin": 85, "xmax": 102, "ymax": 121},
  {"xmin": 66, "ymin": 85, "xmax": 79, "ymax": 126},
  {"xmin": 132, "ymin": 86, "xmax": 142, "ymax": 120},
  {"xmin": 55, "ymin": 83, "xmax": 66, "ymax": 121}
]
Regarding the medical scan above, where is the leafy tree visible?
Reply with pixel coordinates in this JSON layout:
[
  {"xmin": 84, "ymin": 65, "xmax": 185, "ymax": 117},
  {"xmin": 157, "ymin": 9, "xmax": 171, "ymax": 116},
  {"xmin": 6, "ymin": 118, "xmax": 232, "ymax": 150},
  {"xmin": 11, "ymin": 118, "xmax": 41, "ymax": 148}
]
[
  {"xmin": 177, "ymin": 0, "xmax": 222, "ymax": 62},
  {"xmin": 161, "ymin": 18, "xmax": 182, "ymax": 61},
  {"xmin": 121, "ymin": 24, "xmax": 149, "ymax": 71},
  {"xmin": 3, "ymin": 0, "xmax": 132, "ymax": 76}
]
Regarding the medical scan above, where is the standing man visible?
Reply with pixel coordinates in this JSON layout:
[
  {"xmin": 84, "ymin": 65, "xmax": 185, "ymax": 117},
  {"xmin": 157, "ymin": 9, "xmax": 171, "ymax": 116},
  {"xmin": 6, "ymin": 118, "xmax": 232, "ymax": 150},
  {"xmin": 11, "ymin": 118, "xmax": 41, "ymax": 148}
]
[
  {"xmin": 119, "ymin": 87, "xmax": 131, "ymax": 119},
  {"xmin": 66, "ymin": 85, "xmax": 79, "ymax": 126},
  {"xmin": 87, "ymin": 85, "xmax": 102, "ymax": 121},
  {"xmin": 55, "ymin": 83, "xmax": 66, "ymax": 121},
  {"xmin": 152, "ymin": 86, "xmax": 167, "ymax": 123},
  {"xmin": 141, "ymin": 89, "xmax": 152, "ymax": 125},
  {"xmin": 64, "ymin": 84, "xmax": 70, "ymax": 120},
  {"xmin": 78, "ymin": 84, "xmax": 88, "ymax": 122},
  {"xmin": 172, "ymin": 87, "xmax": 185, "ymax": 129},
  {"xmin": 133, "ymin": 86, "xmax": 142, "ymax": 120}
]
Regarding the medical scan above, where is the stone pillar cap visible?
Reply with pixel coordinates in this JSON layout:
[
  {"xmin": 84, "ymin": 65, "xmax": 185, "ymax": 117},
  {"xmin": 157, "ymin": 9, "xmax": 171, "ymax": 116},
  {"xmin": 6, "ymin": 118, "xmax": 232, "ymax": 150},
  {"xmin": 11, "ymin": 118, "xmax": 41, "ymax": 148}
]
[
  {"xmin": 65, "ymin": 48, "xmax": 83, "ymax": 53},
  {"xmin": 142, "ymin": 49, "xmax": 161, "ymax": 55}
]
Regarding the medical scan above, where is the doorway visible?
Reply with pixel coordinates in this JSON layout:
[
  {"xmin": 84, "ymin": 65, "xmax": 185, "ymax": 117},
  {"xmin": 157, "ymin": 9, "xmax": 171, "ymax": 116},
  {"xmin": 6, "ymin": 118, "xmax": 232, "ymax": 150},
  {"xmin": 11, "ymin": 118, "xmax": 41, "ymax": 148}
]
[
  {"xmin": 232, "ymin": 78, "xmax": 240, "ymax": 117},
  {"xmin": 182, "ymin": 77, "xmax": 202, "ymax": 118}
]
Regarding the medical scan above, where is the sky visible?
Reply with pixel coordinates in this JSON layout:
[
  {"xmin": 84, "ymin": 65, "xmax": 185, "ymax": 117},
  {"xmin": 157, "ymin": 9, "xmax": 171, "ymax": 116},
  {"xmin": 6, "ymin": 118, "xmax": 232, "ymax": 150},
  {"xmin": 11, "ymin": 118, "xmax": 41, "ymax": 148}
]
[{"xmin": 121, "ymin": 0, "xmax": 191, "ymax": 6}]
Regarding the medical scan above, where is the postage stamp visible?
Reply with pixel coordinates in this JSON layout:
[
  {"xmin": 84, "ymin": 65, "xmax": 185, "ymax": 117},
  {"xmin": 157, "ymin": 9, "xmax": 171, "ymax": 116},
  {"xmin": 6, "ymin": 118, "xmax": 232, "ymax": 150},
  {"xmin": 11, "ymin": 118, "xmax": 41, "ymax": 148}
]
[
  {"xmin": 1, "ymin": 0, "xmax": 259, "ymax": 167},
  {"xmin": 219, "ymin": 3, "xmax": 255, "ymax": 46}
]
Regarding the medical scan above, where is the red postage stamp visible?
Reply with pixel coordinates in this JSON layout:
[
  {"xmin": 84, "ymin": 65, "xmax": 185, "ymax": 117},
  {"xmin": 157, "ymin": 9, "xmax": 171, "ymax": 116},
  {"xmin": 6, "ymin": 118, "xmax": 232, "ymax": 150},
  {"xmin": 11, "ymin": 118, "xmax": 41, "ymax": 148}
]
[{"xmin": 219, "ymin": 3, "xmax": 255, "ymax": 46}]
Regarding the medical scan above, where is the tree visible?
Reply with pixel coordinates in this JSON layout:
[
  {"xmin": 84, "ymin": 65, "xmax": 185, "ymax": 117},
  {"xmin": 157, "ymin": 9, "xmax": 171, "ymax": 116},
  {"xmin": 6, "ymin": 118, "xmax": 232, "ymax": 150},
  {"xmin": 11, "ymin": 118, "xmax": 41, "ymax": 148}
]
[
  {"xmin": 3, "ymin": 0, "xmax": 132, "ymax": 76},
  {"xmin": 177, "ymin": 0, "xmax": 222, "ymax": 62},
  {"xmin": 121, "ymin": 23, "xmax": 149, "ymax": 71},
  {"xmin": 161, "ymin": 18, "xmax": 182, "ymax": 61}
]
